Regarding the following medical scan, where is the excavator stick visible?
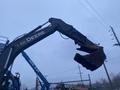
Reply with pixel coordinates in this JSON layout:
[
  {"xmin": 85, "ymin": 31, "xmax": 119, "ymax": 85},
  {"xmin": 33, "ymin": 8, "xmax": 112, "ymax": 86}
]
[{"xmin": 49, "ymin": 18, "xmax": 106, "ymax": 71}]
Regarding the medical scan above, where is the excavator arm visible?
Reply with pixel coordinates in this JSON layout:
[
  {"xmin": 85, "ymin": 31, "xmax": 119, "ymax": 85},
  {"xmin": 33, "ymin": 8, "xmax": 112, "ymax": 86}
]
[
  {"xmin": 0, "ymin": 18, "xmax": 106, "ymax": 81},
  {"xmin": 49, "ymin": 18, "xmax": 106, "ymax": 71}
]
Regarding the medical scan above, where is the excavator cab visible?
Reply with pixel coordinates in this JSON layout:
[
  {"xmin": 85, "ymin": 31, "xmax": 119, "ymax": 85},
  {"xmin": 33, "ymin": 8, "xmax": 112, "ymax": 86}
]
[
  {"xmin": 0, "ymin": 71, "xmax": 21, "ymax": 90},
  {"xmin": 0, "ymin": 36, "xmax": 9, "ymax": 54}
]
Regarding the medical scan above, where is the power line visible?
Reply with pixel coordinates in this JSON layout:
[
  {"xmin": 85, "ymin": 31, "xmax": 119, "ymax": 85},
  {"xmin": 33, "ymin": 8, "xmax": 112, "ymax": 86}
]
[
  {"xmin": 84, "ymin": 0, "xmax": 108, "ymax": 27},
  {"xmin": 77, "ymin": 0, "xmax": 120, "ymax": 47},
  {"xmin": 50, "ymin": 79, "xmax": 89, "ymax": 84},
  {"xmin": 77, "ymin": 0, "xmax": 109, "ymax": 29}
]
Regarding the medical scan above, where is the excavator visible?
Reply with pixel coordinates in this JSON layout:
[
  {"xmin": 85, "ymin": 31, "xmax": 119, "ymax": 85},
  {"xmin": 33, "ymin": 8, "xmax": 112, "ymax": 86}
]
[{"xmin": 0, "ymin": 18, "xmax": 106, "ymax": 89}]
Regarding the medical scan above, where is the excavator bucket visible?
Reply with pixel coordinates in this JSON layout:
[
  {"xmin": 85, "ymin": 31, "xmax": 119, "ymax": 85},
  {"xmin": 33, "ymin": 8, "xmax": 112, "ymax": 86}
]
[{"xmin": 74, "ymin": 47, "xmax": 106, "ymax": 71}]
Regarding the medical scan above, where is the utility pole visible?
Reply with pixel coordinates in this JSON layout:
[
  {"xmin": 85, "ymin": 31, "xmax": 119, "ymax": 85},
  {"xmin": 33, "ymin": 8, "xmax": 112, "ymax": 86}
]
[
  {"xmin": 106, "ymin": 26, "xmax": 120, "ymax": 90},
  {"xmin": 36, "ymin": 77, "xmax": 39, "ymax": 90},
  {"xmin": 78, "ymin": 65, "xmax": 84, "ymax": 86},
  {"xmin": 88, "ymin": 74, "xmax": 92, "ymax": 90},
  {"xmin": 110, "ymin": 26, "xmax": 120, "ymax": 46},
  {"xmin": 103, "ymin": 63, "xmax": 114, "ymax": 90}
]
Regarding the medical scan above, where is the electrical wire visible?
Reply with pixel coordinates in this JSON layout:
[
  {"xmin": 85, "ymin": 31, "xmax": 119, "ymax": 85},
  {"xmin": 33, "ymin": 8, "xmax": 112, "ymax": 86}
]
[
  {"xmin": 84, "ymin": 0, "xmax": 108, "ymax": 27},
  {"xmin": 76, "ymin": 0, "xmax": 117, "ymax": 46},
  {"xmin": 77, "ymin": 0, "xmax": 109, "ymax": 29}
]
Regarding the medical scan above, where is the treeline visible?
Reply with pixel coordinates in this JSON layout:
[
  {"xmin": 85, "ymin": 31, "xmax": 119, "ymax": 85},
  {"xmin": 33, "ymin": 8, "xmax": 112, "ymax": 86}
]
[{"xmin": 92, "ymin": 72, "xmax": 120, "ymax": 90}]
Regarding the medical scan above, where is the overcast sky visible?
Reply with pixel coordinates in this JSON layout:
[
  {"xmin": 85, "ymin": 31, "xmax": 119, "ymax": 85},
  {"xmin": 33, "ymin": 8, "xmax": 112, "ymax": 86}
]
[{"xmin": 1, "ymin": 0, "xmax": 120, "ymax": 89}]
